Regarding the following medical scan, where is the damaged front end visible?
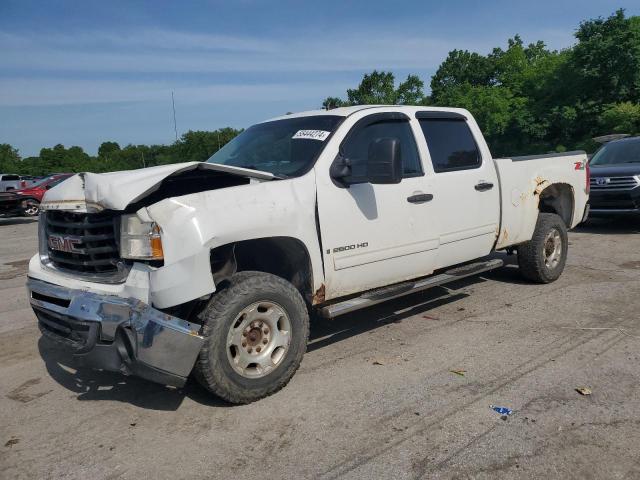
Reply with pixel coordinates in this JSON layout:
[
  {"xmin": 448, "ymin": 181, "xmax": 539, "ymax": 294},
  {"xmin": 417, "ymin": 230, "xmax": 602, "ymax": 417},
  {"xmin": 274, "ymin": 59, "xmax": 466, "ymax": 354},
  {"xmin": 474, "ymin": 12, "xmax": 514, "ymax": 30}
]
[{"xmin": 28, "ymin": 277, "xmax": 204, "ymax": 387}]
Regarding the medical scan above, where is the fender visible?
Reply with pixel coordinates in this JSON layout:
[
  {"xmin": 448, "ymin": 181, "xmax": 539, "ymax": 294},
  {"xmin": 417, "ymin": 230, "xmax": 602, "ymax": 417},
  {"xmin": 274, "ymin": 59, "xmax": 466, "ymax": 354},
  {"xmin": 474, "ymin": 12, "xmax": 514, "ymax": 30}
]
[{"xmin": 143, "ymin": 173, "xmax": 324, "ymax": 308}]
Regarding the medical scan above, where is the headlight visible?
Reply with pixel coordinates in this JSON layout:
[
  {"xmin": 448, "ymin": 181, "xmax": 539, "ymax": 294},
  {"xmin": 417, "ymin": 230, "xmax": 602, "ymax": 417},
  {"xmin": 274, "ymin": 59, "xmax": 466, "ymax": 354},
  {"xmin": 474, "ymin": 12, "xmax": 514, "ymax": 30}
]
[{"xmin": 120, "ymin": 214, "xmax": 164, "ymax": 260}]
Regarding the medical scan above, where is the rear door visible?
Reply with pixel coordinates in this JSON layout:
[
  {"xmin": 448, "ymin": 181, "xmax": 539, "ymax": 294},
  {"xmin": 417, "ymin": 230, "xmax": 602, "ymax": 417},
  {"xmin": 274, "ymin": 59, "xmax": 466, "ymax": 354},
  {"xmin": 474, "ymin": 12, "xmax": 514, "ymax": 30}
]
[
  {"xmin": 316, "ymin": 112, "xmax": 439, "ymax": 300},
  {"xmin": 416, "ymin": 112, "xmax": 500, "ymax": 268}
]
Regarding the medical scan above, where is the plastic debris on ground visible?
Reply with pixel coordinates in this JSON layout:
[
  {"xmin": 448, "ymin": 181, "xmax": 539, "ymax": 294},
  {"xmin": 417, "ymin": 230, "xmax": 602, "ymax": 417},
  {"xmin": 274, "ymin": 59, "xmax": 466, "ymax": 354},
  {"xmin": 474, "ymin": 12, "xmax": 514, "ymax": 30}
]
[
  {"xmin": 575, "ymin": 387, "xmax": 592, "ymax": 396},
  {"xmin": 490, "ymin": 405, "xmax": 513, "ymax": 417}
]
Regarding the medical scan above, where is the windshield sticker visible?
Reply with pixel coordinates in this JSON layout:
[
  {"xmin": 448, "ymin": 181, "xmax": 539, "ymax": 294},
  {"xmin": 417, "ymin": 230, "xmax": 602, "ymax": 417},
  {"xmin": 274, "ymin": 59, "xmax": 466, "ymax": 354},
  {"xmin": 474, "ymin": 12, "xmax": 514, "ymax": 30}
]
[{"xmin": 292, "ymin": 130, "xmax": 331, "ymax": 141}]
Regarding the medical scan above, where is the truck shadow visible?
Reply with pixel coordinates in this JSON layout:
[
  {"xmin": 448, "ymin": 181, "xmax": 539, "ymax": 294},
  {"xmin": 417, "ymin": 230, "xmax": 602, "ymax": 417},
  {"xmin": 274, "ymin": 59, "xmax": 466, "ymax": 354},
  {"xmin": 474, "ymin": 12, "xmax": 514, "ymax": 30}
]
[
  {"xmin": 37, "ymin": 267, "xmax": 512, "ymax": 411},
  {"xmin": 308, "ymin": 284, "xmax": 474, "ymax": 353},
  {"xmin": 38, "ymin": 337, "xmax": 231, "ymax": 411}
]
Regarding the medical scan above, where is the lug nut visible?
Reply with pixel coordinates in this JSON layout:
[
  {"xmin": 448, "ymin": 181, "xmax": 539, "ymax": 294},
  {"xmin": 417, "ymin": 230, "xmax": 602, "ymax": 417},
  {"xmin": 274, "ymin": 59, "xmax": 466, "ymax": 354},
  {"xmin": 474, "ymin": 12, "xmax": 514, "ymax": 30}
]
[
  {"xmin": 242, "ymin": 331, "xmax": 247, "ymax": 337},
  {"xmin": 262, "ymin": 338, "xmax": 268, "ymax": 344},
  {"xmin": 248, "ymin": 347, "xmax": 252, "ymax": 353},
  {"xmin": 263, "ymin": 328, "xmax": 269, "ymax": 334},
  {"xmin": 256, "ymin": 347, "xmax": 262, "ymax": 353}
]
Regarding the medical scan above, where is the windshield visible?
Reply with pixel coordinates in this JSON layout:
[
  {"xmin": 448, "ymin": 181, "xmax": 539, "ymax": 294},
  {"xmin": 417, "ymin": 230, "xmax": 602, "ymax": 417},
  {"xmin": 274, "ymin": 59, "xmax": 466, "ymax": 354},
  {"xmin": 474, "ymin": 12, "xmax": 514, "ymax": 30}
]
[
  {"xmin": 28, "ymin": 175, "xmax": 62, "ymax": 188},
  {"xmin": 590, "ymin": 138, "xmax": 640, "ymax": 166},
  {"xmin": 207, "ymin": 115, "xmax": 343, "ymax": 177}
]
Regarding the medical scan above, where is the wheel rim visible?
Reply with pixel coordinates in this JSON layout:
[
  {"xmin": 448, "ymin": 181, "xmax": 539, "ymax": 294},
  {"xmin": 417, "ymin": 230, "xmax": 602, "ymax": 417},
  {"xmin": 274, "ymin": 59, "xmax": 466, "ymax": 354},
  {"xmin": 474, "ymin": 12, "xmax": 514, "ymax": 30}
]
[
  {"xmin": 24, "ymin": 202, "xmax": 39, "ymax": 216},
  {"xmin": 543, "ymin": 229, "xmax": 562, "ymax": 269},
  {"xmin": 226, "ymin": 301, "xmax": 292, "ymax": 379}
]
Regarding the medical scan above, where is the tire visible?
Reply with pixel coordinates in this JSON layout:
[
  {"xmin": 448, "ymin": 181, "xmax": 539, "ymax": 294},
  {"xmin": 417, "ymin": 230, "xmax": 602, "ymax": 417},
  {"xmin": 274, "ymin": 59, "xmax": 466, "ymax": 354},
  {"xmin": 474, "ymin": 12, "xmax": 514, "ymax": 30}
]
[
  {"xmin": 22, "ymin": 199, "xmax": 40, "ymax": 217},
  {"xmin": 517, "ymin": 213, "xmax": 568, "ymax": 283},
  {"xmin": 195, "ymin": 271, "xmax": 309, "ymax": 404}
]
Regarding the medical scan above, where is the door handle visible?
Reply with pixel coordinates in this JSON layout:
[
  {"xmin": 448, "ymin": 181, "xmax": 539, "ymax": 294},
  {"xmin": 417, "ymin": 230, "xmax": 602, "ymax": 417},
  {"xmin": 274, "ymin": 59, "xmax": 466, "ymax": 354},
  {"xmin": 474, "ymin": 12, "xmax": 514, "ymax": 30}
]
[
  {"xmin": 475, "ymin": 182, "xmax": 494, "ymax": 192},
  {"xmin": 407, "ymin": 193, "xmax": 433, "ymax": 204}
]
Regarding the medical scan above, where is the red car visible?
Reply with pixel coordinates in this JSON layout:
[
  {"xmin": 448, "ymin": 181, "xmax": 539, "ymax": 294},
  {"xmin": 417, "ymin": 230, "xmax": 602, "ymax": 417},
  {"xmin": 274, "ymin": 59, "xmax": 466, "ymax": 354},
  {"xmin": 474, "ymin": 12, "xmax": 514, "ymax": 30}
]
[{"xmin": 13, "ymin": 174, "xmax": 73, "ymax": 216}]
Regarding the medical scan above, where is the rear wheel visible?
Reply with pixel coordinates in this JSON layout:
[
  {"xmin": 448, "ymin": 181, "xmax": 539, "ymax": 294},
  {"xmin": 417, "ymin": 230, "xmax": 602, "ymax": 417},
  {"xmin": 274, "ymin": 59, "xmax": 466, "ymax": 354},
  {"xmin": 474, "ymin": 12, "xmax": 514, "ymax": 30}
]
[
  {"xmin": 195, "ymin": 271, "xmax": 309, "ymax": 404},
  {"xmin": 517, "ymin": 213, "xmax": 568, "ymax": 283}
]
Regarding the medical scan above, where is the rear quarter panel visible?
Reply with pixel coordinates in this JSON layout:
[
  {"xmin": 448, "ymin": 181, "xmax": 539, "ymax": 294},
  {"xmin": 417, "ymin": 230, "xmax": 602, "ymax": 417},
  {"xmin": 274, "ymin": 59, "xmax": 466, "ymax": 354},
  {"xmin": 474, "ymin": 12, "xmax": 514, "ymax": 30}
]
[{"xmin": 494, "ymin": 152, "xmax": 589, "ymax": 249}]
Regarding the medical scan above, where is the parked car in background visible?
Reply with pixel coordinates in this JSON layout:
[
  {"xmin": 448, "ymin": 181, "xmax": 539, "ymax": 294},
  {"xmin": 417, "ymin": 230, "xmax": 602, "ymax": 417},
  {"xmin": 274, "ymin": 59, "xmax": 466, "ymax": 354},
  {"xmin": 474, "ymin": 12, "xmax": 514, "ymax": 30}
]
[
  {"xmin": 0, "ymin": 174, "xmax": 73, "ymax": 217},
  {"xmin": 0, "ymin": 174, "xmax": 22, "ymax": 191},
  {"xmin": 0, "ymin": 174, "xmax": 40, "ymax": 191},
  {"xmin": 589, "ymin": 136, "xmax": 640, "ymax": 216}
]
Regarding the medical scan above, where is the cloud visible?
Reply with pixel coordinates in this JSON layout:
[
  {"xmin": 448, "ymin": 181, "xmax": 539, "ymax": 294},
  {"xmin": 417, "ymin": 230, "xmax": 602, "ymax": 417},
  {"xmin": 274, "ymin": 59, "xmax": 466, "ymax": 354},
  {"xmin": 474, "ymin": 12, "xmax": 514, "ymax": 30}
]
[
  {"xmin": 0, "ymin": 27, "xmax": 501, "ymax": 75},
  {"xmin": 0, "ymin": 26, "xmax": 577, "ymax": 107},
  {"xmin": 0, "ymin": 77, "xmax": 353, "ymax": 106}
]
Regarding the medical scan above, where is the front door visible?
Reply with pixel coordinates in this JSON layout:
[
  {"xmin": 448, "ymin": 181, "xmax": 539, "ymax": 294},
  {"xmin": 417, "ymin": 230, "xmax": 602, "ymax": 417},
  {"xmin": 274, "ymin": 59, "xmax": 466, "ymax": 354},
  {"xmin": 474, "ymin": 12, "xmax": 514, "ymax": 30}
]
[{"xmin": 315, "ymin": 113, "xmax": 439, "ymax": 300}]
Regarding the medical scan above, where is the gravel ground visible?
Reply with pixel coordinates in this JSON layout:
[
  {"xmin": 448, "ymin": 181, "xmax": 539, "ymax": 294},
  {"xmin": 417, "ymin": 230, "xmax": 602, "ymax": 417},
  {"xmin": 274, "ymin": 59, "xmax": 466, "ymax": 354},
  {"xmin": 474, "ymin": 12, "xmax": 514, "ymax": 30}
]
[{"xmin": 1, "ymin": 216, "xmax": 639, "ymax": 479}]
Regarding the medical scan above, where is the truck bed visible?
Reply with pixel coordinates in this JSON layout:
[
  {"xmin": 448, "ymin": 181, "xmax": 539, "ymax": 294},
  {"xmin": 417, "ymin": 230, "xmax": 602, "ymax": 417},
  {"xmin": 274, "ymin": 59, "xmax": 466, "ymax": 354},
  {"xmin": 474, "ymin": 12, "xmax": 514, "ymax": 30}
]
[{"xmin": 493, "ymin": 151, "xmax": 589, "ymax": 249}]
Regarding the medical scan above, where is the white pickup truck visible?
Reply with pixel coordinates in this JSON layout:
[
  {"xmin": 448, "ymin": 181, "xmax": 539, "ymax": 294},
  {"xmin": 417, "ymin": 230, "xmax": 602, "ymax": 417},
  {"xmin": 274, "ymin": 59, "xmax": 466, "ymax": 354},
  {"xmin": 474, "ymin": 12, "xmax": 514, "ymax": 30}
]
[{"xmin": 27, "ymin": 106, "xmax": 589, "ymax": 403}]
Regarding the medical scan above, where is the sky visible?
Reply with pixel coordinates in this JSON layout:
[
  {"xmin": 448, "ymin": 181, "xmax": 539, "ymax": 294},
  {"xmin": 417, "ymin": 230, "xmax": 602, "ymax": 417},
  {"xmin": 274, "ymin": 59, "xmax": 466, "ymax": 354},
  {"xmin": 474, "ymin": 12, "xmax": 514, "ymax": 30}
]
[{"xmin": 1, "ymin": 1, "xmax": 639, "ymax": 157}]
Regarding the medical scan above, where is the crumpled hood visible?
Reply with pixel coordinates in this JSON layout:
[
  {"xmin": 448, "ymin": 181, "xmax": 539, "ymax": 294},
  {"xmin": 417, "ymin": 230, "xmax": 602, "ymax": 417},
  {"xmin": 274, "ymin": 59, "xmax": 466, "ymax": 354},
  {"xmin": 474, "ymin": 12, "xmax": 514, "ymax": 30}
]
[{"xmin": 41, "ymin": 162, "xmax": 275, "ymax": 212}]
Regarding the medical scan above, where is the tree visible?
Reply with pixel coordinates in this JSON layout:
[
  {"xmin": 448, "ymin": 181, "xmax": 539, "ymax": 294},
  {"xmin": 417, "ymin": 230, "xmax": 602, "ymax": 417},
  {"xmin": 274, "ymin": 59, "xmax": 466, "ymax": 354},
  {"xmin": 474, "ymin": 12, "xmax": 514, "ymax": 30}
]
[
  {"xmin": 98, "ymin": 141, "xmax": 121, "ymax": 158},
  {"xmin": 395, "ymin": 75, "xmax": 426, "ymax": 105},
  {"xmin": 322, "ymin": 97, "xmax": 348, "ymax": 110},
  {"xmin": 600, "ymin": 102, "xmax": 640, "ymax": 134},
  {"xmin": 0, "ymin": 143, "xmax": 20, "ymax": 172},
  {"xmin": 323, "ymin": 70, "xmax": 426, "ymax": 108},
  {"xmin": 346, "ymin": 70, "xmax": 397, "ymax": 105},
  {"xmin": 430, "ymin": 50, "xmax": 495, "ymax": 103},
  {"xmin": 174, "ymin": 128, "xmax": 242, "ymax": 163},
  {"xmin": 571, "ymin": 9, "xmax": 640, "ymax": 104}
]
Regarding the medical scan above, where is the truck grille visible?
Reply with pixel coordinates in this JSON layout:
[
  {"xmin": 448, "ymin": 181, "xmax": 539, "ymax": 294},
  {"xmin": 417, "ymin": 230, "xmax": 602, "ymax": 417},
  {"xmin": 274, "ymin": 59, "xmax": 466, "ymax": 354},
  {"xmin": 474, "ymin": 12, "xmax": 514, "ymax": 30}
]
[
  {"xmin": 44, "ymin": 210, "xmax": 121, "ymax": 274},
  {"xmin": 589, "ymin": 175, "xmax": 640, "ymax": 190}
]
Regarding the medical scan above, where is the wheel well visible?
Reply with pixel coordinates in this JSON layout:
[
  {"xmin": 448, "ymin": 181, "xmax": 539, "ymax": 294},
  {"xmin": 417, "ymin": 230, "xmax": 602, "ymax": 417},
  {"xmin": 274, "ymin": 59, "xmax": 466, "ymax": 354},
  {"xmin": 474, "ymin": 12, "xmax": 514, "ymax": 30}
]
[
  {"xmin": 210, "ymin": 237, "xmax": 313, "ymax": 303},
  {"xmin": 538, "ymin": 183, "xmax": 574, "ymax": 226}
]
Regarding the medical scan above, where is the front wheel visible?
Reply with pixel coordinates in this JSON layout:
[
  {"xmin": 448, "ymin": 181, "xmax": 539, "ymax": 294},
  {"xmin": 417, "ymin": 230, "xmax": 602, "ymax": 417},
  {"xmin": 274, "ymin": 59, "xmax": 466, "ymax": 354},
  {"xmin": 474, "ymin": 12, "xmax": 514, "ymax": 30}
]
[
  {"xmin": 194, "ymin": 271, "xmax": 309, "ymax": 404},
  {"xmin": 517, "ymin": 213, "xmax": 568, "ymax": 283}
]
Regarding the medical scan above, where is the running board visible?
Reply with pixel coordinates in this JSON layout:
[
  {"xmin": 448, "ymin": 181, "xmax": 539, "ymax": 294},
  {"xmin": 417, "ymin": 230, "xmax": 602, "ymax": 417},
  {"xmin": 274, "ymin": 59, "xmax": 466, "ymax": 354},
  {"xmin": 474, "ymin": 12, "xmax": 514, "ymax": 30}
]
[{"xmin": 320, "ymin": 258, "xmax": 504, "ymax": 318}]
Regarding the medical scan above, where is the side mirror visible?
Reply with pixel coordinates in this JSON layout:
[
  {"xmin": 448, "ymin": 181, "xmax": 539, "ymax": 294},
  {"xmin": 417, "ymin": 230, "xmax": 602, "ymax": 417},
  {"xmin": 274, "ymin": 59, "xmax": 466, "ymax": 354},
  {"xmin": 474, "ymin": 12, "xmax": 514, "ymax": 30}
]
[
  {"xmin": 329, "ymin": 155, "xmax": 352, "ymax": 182},
  {"xmin": 367, "ymin": 138, "xmax": 402, "ymax": 184}
]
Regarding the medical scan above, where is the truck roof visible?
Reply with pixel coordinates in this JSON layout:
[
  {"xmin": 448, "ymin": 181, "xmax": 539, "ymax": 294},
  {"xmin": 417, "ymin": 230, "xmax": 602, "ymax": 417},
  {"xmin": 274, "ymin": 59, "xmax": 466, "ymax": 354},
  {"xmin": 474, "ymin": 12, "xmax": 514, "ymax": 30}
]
[{"xmin": 264, "ymin": 105, "xmax": 470, "ymax": 123}]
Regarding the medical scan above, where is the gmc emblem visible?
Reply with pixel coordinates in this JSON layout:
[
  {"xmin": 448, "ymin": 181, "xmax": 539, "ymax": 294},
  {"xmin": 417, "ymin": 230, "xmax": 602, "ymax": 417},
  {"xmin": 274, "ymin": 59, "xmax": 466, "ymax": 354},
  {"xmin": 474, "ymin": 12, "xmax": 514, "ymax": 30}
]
[{"xmin": 48, "ymin": 235, "xmax": 83, "ymax": 254}]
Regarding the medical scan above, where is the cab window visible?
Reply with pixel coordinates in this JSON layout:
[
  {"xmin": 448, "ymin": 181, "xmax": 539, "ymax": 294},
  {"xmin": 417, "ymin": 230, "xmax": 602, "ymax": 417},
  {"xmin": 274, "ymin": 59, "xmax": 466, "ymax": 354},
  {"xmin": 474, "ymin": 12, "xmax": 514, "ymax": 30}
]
[
  {"xmin": 341, "ymin": 119, "xmax": 422, "ymax": 183},
  {"xmin": 418, "ymin": 118, "xmax": 481, "ymax": 173}
]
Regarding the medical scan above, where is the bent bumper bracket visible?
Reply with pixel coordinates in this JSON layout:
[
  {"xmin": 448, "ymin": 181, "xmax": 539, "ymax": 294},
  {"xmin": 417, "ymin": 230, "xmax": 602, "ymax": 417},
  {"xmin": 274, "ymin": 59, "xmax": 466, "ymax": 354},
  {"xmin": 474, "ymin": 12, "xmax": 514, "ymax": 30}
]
[{"xmin": 27, "ymin": 277, "xmax": 204, "ymax": 387}]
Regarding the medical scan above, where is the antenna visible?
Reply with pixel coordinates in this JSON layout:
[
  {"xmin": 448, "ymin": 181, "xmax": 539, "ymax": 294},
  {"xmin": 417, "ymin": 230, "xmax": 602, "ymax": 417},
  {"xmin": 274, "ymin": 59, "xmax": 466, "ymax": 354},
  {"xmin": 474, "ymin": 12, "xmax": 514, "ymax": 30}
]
[{"xmin": 171, "ymin": 91, "xmax": 178, "ymax": 142}]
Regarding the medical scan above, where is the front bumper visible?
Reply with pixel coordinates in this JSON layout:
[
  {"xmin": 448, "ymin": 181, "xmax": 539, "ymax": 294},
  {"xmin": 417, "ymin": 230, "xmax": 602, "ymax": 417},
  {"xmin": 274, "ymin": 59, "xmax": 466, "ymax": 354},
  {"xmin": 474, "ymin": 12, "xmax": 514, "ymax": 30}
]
[
  {"xmin": 28, "ymin": 277, "xmax": 204, "ymax": 387},
  {"xmin": 589, "ymin": 188, "xmax": 640, "ymax": 216}
]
